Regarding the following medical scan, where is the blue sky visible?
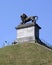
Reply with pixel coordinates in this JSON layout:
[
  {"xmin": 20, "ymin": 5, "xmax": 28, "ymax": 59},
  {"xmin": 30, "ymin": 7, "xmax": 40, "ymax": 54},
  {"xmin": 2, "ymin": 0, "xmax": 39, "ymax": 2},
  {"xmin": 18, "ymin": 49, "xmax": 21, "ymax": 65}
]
[{"xmin": 0, "ymin": 0, "xmax": 52, "ymax": 47}]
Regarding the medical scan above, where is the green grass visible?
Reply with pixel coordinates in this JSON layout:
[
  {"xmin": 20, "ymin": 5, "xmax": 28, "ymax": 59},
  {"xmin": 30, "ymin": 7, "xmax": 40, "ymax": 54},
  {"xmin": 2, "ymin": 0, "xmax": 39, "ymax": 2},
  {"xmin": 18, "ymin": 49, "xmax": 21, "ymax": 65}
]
[{"xmin": 0, "ymin": 43, "xmax": 52, "ymax": 65}]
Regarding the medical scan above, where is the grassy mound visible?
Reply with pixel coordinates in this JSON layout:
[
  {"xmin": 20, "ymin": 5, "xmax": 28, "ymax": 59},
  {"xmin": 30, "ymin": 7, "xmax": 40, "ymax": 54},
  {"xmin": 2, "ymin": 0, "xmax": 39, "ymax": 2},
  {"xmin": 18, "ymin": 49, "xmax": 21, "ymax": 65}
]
[{"xmin": 0, "ymin": 43, "xmax": 52, "ymax": 65}]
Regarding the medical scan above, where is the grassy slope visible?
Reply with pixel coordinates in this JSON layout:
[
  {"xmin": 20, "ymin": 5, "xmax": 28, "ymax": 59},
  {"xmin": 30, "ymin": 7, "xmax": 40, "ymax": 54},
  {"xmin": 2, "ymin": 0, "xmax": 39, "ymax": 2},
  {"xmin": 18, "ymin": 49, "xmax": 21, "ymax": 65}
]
[{"xmin": 0, "ymin": 43, "xmax": 52, "ymax": 65}]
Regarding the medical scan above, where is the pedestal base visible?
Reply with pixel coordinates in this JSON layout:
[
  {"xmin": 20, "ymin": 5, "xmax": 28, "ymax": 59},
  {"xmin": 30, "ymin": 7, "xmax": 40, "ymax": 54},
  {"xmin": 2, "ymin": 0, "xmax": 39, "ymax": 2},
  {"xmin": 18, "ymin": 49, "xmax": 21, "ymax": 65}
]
[{"xmin": 16, "ymin": 36, "xmax": 35, "ymax": 43}]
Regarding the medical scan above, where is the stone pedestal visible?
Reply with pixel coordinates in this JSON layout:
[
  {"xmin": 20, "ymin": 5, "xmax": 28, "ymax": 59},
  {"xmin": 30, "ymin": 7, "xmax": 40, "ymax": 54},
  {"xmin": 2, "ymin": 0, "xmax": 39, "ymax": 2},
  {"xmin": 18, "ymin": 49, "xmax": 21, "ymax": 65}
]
[{"xmin": 15, "ymin": 22, "xmax": 41, "ymax": 43}]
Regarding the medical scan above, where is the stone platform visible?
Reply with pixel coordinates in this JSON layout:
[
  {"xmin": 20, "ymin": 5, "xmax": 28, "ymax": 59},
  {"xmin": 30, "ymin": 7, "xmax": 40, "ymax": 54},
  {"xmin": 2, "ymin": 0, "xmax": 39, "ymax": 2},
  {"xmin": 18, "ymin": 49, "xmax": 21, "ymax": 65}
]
[{"xmin": 15, "ymin": 22, "xmax": 41, "ymax": 43}]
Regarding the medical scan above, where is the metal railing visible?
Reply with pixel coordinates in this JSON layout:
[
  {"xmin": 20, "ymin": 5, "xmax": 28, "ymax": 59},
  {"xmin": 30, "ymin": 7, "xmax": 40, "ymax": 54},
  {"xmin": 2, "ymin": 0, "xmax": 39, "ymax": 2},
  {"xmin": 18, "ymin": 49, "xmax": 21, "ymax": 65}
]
[{"xmin": 36, "ymin": 37, "xmax": 52, "ymax": 49}]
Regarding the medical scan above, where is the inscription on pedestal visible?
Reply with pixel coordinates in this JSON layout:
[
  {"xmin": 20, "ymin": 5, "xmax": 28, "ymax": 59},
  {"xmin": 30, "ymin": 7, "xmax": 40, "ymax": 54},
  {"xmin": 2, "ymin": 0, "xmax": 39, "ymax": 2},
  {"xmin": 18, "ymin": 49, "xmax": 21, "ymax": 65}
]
[{"xmin": 17, "ymin": 26, "xmax": 35, "ymax": 38}]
